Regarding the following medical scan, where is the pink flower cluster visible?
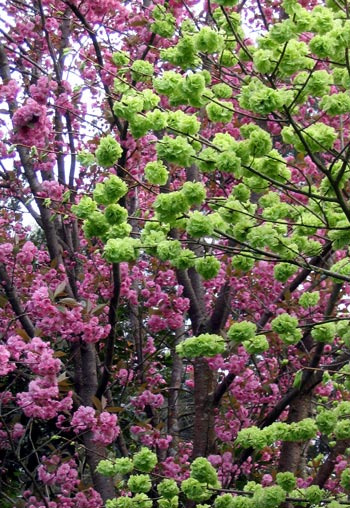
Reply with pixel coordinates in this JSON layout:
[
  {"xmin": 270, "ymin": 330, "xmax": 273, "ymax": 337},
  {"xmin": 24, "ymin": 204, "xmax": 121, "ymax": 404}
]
[
  {"xmin": 17, "ymin": 377, "xmax": 72, "ymax": 419},
  {"xmin": 131, "ymin": 389, "xmax": 164, "ymax": 411},
  {"xmin": 145, "ymin": 365, "xmax": 166, "ymax": 387},
  {"xmin": 39, "ymin": 180, "xmax": 65, "ymax": 202},
  {"xmin": 160, "ymin": 457, "xmax": 184, "ymax": 480},
  {"xmin": 23, "ymin": 488, "xmax": 102, "ymax": 508},
  {"xmin": 38, "ymin": 455, "xmax": 79, "ymax": 495},
  {"xmin": 159, "ymin": 442, "xmax": 192, "ymax": 480},
  {"xmin": 26, "ymin": 456, "xmax": 103, "ymax": 508},
  {"xmin": 130, "ymin": 423, "xmax": 172, "ymax": 450},
  {"xmin": 115, "ymin": 368, "xmax": 134, "ymax": 386},
  {"xmin": 147, "ymin": 296, "xmax": 187, "ymax": 331},
  {"xmin": 17, "ymin": 241, "xmax": 37, "ymax": 266},
  {"xmin": 12, "ymin": 98, "xmax": 52, "ymax": 148},
  {"xmin": 0, "ymin": 422, "xmax": 25, "ymax": 450},
  {"xmin": 0, "ymin": 242, "xmax": 13, "ymax": 263},
  {"xmin": 208, "ymin": 451, "xmax": 238, "ymax": 486},
  {"xmin": 4, "ymin": 334, "xmax": 73, "ymax": 420},
  {"xmin": 0, "ymin": 344, "xmax": 15, "ymax": 376},
  {"xmin": 79, "ymin": 0, "xmax": 127, "ymax": 24},
  {"xmin": 27, "ymin": 285, "xmax": 110, "ymax": 344},
  {"xmin": 119, "ymin": 263, "xmax": 189, "ymax": 332},
  {"xmin": 143, "ymin": 337, "xmax": 156, "ymax": 355},
  {"xmin": 0, "ymin": 79, "xmax": 20, "ymax": 102},
  {"xmin": 71, "ymin": 406, "xmax": 120, "ymax": 445},
  {"xmin": 0, "ymin": 240, "xmax": 37, "ymax": 270},
  {"xmin": 23, "ymin": 336, "xmax": 62, "ymax": 376},
  {"xmin": 29, "ymin": 76, "xmax": 56, "ymax": 104}
]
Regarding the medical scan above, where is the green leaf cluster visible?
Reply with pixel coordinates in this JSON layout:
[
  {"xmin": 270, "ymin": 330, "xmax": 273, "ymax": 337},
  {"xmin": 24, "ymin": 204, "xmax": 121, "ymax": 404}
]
[
  {"xmin": 95, "ymin": 135, "xmax": 123, "ymax": 168},
  {"xmin": 144, "ymin": 161, "xmax": 169, "ymax": 186},
  {"xmin": 176, "ymin": 333, "xmax": 226, "ymax": 358},
  {"xmin": 281, "ymin": 124, "xmax": 337, "ymax": 153},
  {"xmin": 133, "ymin": 448, "xmax": 158, "ymax": 473},
  {"xmin": 104, "ymin": 238, "xmax": 140, "ymax": 263},
  {"xmin": 94, "ymin": 175, "xmax": 128, "ymax": 205},
  {"xmin": 156, "ymin": 136, "xmax": 196, "ymax": 167},
  {"xmin": 239, "ymin": 78, "xmax": 291, "ymax": 114},
  {"xmin": 298, "ymin": 291, "xmax": 320, "ymax": 308},
  {"xmin": 72, "ymin": 196, "xmax": 97, "ymax": 219},
  {"xmin": 150, "ymin": 5, "xmax": 176, "ymax": 38},
  {"xmin": 195, "ymin": 256, "xmax": 221, "ymax": 280},
  {"xmin": 271, "ymin": 313, "xmax": 302, "ymax": 344}
]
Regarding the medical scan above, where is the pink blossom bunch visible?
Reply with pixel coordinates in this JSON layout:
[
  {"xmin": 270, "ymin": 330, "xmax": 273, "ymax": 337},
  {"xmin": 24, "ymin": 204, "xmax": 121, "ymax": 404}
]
[
  {"xmin": 208, "ymin": 452, "xmax": 239, "ymax": 485},
  {"xmin": 0, "ymin": 344, "xmax": 15, "ymax": 375},
  {"xmin": 160, "ymin": 456, "xmax": 186, "ymax": 480},
  {"xmin": 29, "ymin": 77, "xmax": 56, "ymax": 104},
  {"xmin": 147, "ymin": 314, "xmax": 168, "ymax": 333},
  {"xmin": 131, "ymin": 389, "xmax": 164, "ymax": 411},
  {"xmin": 17, "ymin": 377, "xmax": 73, "ymax": 419},
  {"xmin": 0, "ymin": 243, "xmax": 13, "ymax": 263},
  {"xmin": 17, "ymin": 241, "xmax": 37, "ymax": 265},
  {"xmin": 12, "ymin": 99, "xmax": 52, "ymax": 148},
  {"xmin": 115, "ymin": 368, "xmax": 133, "ymax": 386},
  {"xmin": 26, "ymin": 285, "xmax": 110, "ymax": 343},
  {"xmin": 0, "ymin": 79, "xmax": 20, "ymax": 102},
  {"xmin": 71, "ymin": 406, "xmax": 120, "ymax": 445},
  {"xmin": 130, "ymin": 424, "xmax": 173, "ymax": 450},
  {"xmin": 23, "ymin": 337, "xmax": 62, "ymax": 376},
  {"xmin": 92, "ymin": 411, "xmax": 120, "ymax": 446},
  {"xmin": 145, "ymin": 365, "xmax": 166, "ymax": 387},
  {"xmin": 39, "ymin": 181, "xmax": 65, "ymax": 202},
  {"xmin": 38, "ymin": 455, "xmax": 79, "ymax": 494}
]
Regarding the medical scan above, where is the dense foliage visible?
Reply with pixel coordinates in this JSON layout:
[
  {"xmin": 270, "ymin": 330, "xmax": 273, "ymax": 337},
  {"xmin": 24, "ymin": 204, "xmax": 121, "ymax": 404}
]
[{"xmin": 2, "ymin": 0, "xmax": 350, "ymax": 506}]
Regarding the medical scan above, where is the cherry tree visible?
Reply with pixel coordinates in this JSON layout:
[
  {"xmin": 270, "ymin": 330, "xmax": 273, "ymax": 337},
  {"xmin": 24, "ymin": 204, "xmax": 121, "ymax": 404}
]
[{"xmin": 2, "ymin": 0, "xmax": 350, "ymax": 507}]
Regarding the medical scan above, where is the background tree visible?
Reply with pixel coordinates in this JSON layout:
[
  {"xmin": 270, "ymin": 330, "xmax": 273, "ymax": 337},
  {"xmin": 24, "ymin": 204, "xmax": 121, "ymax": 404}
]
[{"xmin": 2, "ymin": 0, "xmax": 350, "ymax": 507}]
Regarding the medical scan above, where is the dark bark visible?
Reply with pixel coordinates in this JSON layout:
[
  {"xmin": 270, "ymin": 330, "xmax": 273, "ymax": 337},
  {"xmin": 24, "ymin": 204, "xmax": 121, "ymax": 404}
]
[
  {"xmin": 278, "ymin": 281, "xmax": 343, "ymax": 473},
  {"xmin": 177, "ymin": 255, "xmax": 226, "ymax": 458},
  {"xmin": 96, "ymin": 262, "xmax": 121, "ymax": 399},
  {"xmin": 0, "ymin": 263, "xmax": 36, "ymax": 338},
  {"xmin": 278, "ymin": 392, "xmax": 312, "ymax": 474},
  {"xmin": 312, "ymin": 439, "xmax": 350, "ymax": 488},
  {"xmin": 236, "ymin": 350, "xmax": 350, "ymax": 469},
  {"xmin": 192, "ymin": 358, "xmax": 215, "ymax": 458},
  {"xmin": 80, "ymin": 342, "xmax": 116, "ymax": 502},
  {"xmin": 83, "ymin": 431, "xmax": 116, "ymax": 502},
  {"xmin": 168, "ymin": 327, "xmax": 184, "ymax": 455},
  {"xmin": 176, "ymin": 268, "xmax": 206, "ymax": 335},
  {"xmin": 214, "ymin": 242, "xmax": 333, "ymax": 407},
  {"xmin": 208, "ymin": 282, "xmax": 232, "ymax": 334}
]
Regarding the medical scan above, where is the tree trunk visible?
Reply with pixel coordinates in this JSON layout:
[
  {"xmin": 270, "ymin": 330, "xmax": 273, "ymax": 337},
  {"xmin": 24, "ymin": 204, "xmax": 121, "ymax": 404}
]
[
  {"xmin": 278, "ymin": 392, "xmax": 312, "ymax": 474},
  {"xmin": 168, "ymin": 327, "xmax": 184, "ymax": 455},
  {"xmin": 192, "ymin": 358, "xmax": 216, "ymax": 458},
  {"xmin": 79, "ymin": 342, "xmax": 116, "ymax": 502}
]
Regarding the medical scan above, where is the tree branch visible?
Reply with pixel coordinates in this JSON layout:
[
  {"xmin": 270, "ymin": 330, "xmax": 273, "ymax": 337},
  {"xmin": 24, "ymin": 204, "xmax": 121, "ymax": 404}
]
[
  {"xmin": 312, "ymin": 438, "xmax": 350, "ymax": 488},
  {"xmin": 0, "ymin": 263, "xmax": 35, "ymax": 338},
  {"xmin": 96, "ymin": 263, "xmax": 120, "ymax": 399}
]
